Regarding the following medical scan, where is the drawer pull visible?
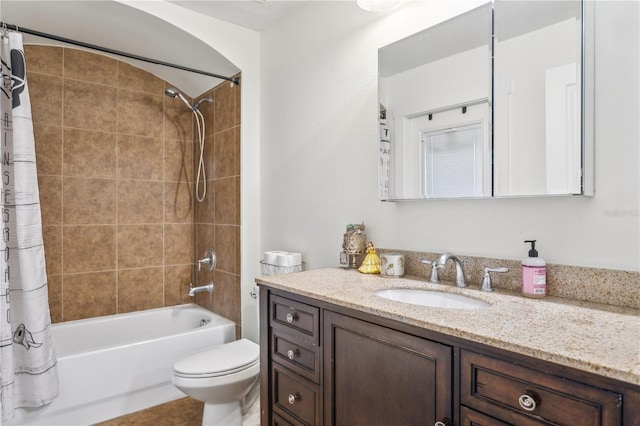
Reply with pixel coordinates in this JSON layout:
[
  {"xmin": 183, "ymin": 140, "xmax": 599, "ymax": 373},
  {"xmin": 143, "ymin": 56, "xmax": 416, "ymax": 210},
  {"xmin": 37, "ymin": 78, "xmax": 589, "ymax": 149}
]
[
  {"xmin": 288, "ymin": 393, "xmax": 300, "ymax": 405},
  {"xmin": 287, "ymin": 349, "xmax": 299, "ymax": 360},
  {"xmin": 434, "ymin": 419, "xmax": 451, "ymax": 426},
  {"xmin": 518, "ymin": 392, "xmax": 539, "ymax": 411},
  {"xmin": 285, "ymin": 312, "xmax": 298, "ymax": 323}
]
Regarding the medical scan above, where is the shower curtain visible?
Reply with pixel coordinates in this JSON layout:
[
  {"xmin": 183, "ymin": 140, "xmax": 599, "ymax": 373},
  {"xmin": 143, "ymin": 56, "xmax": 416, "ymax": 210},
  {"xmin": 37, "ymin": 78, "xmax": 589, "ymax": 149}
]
[{"xmin": 0, "ymin": 31, "xmax": 58, "ymax": 422}]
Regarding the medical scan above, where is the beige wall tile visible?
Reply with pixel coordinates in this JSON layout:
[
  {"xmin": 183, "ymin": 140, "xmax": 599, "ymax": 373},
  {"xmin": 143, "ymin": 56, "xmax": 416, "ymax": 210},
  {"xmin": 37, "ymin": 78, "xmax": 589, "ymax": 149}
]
[
  {"xmin": 164, "ymin": 97, "xmax": 193, "ymax": 141},
  {"xmin": 215, "ymin": 225, "xmax": 236, "ymax": 275},
  {"xmin": 63, "ymin": 128, "xmax": 116, "ymax": 178},
  {"xmin": 164, "ymin": 265, "xmax": 193, "ymax": 307},
  {"xmin": 117, "ymin": 225, "xmax": 163, "ymax": 269},
  {"xmin": 25, "ymin": 45, "xmax": 62, "ymax": 76},
  {"xmin": 214, "ymin": 128, "xmax": 237, "ymax": 178},
  {"xmin": 63, "ymin": 271, "xmax": 117, "ymax": 321},
  {"xmin": 194, "ymin": 181, "xmax": 215, "ymax": 224},
  {"xmin": 118, "ymin": 62, "xmax": 164, "ymax": 95},
  {"xmin": 212, "ymin": 271, "xmax": 240, "ymax": 323},
  {"xmin": 195, "ymin": 224, "xmax": 215, "ymax": 261},
  {"xmin": 118, "ymin": 90, "xmax": 164, "ymax": 138},
  {"xmin": 33, "ymin": 124, "xmax": 62, "ymax": 176},
  {"xmin": 117, "ymin": 180, "xmax": 163, "ymax": 224},
  {"xmin": 201, "ymin": 134, "xmax": 215, "ymax": 180},
  {"xmin": 164, "ymin": 138, "xmax": 193, "ymax": 183},
  {"xmin": 117, "ymin": 267, "xmax": 164, "ymax": 313},
  {"xmin": 63, "ymin": 177, "xmax": 116, "ymax": 224},
  {"xmin": 28, "ymin": 73, "xmax": 62, "ymax": 125},
  {"xmin": 164, "ymin": 224, "xmax": 193, "ymax": 266},
  {"xmin": 118, "ymin": 135, "xmax": 163, "ymax": 181},
  {"xmin": 199, "ymin": 94, "xmax": 214, "ymax": 126},
  {"xmin": 63, "ymin": 225, "xmax": 116, "ymax": 273},
  {"xmin": 63, "ymin": 79, "xmax": 117, "ymax": 132},
  {"xmin": 214, "ymin": 177, "xmax": 237, "ymax": 225},
  {"xmin": 214, "ymin": 82, "xmax": 236, "ymax": 132},
  {"xmin": 164, "ymin": 181, "xmax": 193, "ymax": 224},
  {"xmin": 47, "ymin": 274, "xmax": 62, "ymax": 323},
  {"xmin": 42, "ymin": 225, "xmax": 62, "ymax": 276},
  {"xmin": 28, "ymin": 46, "xmax": 242, "ymax": 325},
  {"xmin": 63, "ymin": 49, "xmax": 117, "ymax": 86},
  {"xmin": 38, "ymin": 175, "xmax": 62, "ymax": 225}
]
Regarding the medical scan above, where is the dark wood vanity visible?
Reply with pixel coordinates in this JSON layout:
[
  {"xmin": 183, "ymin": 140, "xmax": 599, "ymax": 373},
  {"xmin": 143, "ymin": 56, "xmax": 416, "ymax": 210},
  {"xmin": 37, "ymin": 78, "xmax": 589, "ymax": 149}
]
[{"xmin": 259, "ymin": 285, "xmax": 640, "ymax": 426}]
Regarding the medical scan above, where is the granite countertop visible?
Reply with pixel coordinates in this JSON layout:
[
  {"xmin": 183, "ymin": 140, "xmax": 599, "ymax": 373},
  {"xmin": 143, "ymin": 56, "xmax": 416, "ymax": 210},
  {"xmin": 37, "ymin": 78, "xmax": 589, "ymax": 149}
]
[{"xmin": 256, "ymin": 268, "xmax": 640, "ymax": 386}]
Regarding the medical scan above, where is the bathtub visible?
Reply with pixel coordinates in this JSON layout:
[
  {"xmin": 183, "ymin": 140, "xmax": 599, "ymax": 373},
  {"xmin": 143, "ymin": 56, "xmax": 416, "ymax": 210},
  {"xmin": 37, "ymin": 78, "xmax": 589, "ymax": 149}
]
[{"xmin": 8, "ymin": 304, "xmax": 236, "ymax": 426}]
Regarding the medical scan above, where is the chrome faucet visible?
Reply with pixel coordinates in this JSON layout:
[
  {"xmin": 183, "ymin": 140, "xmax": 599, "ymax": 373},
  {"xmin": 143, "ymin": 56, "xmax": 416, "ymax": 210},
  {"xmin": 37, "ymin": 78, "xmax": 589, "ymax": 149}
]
[
  {"xmin": 419, "ymin": 258, "xmax": 441, "ymax": 283},
  {"xmin": 436, "ymin": 253, "xmax": 467, "ymax": 288},
  {"xmin": 480, "ymin": 267, "xmax": 509, "ymax": 292},
  {"xmin": 189, "ymin": 281, "xmax": 214, "ymax": 297}
]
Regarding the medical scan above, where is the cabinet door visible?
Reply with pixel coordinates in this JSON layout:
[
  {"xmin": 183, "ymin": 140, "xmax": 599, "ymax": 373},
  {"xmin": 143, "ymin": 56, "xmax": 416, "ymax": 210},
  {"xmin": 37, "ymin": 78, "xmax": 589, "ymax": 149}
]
[{"xmin": 324, "ymin": 311, "xmax": 452, "ymax": 426}]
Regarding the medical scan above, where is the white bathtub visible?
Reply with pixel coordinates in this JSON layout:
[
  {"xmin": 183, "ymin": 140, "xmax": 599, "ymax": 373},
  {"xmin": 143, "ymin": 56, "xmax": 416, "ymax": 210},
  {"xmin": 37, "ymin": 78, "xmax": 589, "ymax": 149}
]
[{"xmin": 8, "ymin": 304, "xmax": 236, "ymax": 425}]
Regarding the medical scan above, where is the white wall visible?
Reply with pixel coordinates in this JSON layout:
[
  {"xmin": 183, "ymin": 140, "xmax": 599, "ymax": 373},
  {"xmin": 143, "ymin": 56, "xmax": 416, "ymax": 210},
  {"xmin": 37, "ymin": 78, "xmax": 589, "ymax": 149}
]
[{"xmin": 261, "ymin": 1, "xmax": 639, "ymax": 272}]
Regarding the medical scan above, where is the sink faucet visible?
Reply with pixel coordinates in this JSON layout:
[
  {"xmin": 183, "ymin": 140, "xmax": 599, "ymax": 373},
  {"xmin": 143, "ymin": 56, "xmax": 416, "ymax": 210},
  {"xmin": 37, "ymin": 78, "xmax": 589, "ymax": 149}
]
[
  {"xmin": 189, "ymin": 281, "xmax": 214, "ymax": 297},
  {"xmin": 419, "ymin": 258, "xmax": 440, "ymax": 283},
  {"xmin": 436, "ymin": 253, "xmax": 467, "ymax": 288}
]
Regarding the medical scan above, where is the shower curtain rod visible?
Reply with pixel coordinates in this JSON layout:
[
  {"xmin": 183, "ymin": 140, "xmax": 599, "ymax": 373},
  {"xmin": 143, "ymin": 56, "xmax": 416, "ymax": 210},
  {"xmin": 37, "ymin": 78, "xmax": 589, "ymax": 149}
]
[{"xmin": 0, "ymin": 22, "xmax": 240, "ymax": 86}]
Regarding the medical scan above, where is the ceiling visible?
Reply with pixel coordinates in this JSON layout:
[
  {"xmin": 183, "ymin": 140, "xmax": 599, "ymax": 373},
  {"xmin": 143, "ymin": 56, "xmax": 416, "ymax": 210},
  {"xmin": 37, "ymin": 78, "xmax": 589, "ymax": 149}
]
[
  {"xmin": 0, "ymin": 1, "xmax": 306, "ymax": 97},
  {"xmin": 167, "ymin": 1, "xmax": 305, "ymax": 32}
]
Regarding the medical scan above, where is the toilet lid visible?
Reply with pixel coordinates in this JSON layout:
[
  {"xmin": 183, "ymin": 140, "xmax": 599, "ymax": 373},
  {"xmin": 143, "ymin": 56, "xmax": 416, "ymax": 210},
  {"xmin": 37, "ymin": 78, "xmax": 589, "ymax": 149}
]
[{"xmin": 173, "ymin": 338, "xmax": 259, "ymax": 378}]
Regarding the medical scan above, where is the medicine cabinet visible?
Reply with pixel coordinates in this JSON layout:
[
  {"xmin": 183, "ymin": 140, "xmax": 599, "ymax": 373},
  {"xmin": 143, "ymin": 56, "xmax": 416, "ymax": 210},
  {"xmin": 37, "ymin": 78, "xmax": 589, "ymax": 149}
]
[{"xmin": 378, "ymin": 0, "xmax": 594, "ymax": 200}]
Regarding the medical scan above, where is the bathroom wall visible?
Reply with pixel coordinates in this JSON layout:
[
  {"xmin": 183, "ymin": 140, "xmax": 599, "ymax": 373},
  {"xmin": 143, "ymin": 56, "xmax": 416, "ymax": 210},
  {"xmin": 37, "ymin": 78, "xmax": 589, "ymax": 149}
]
[
  {"xmin": 26, "ymin": 45, "xmax": 241, "ymax": 324},
  {"xmin": 191, "ymin": 79, "xmax": 242, "ymax": 335},
  {"xmin": 261, "ymin": 1, "xmax": 639, "ymax": 273}
]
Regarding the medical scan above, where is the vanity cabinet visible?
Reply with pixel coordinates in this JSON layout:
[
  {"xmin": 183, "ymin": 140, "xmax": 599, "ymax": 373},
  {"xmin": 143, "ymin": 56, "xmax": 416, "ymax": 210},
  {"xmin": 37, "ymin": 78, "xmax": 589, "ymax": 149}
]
[
  {"xmin": 460, "ymin": 350, "xmax": 622, "ymax": 426},
  {"xmin": 259, "ymin": 286, "xmax": 639, "ymax": 426},
  {"xmin": 324, "ymin": 311, "xmax": 452, "ymax": 425}
]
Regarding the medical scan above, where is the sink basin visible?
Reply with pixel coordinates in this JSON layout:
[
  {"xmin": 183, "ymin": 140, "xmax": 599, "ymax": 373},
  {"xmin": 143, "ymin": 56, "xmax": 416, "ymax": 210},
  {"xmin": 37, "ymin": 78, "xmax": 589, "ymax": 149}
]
[{"xmin": 375, "ymin": 288, "xmax": 490, "ymax": 309}]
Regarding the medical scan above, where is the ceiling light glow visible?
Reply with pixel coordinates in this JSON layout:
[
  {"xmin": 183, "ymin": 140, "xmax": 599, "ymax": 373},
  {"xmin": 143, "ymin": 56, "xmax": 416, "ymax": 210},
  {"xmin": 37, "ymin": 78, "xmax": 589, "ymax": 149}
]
[{"xmin": 357, "ymin": 0, "xmax": 400, "ymax": 12}]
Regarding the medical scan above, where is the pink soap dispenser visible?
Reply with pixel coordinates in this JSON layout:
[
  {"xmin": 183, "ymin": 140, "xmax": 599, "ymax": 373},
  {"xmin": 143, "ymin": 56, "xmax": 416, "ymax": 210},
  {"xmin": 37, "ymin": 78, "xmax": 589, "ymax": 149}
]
[{"xmin": 522, "ymin": 240, "xmax": 546, "ymax": 298}]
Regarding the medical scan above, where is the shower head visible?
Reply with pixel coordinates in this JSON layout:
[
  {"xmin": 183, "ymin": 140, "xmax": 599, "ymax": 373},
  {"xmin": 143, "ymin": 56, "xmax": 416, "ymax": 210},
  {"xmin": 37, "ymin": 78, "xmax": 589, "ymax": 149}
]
[
  {"xmin": 164, "ymin": 87, "xmax": 179, "ymax": 98},
  {"xmin": 165, "ymin": 87, "xmax": 194, "ymax": 111}
]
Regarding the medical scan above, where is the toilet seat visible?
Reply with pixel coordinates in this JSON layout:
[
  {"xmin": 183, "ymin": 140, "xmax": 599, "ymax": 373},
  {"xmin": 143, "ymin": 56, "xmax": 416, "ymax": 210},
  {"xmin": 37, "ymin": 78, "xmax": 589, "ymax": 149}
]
[{"xmin": 173, "ymin": 338, "xmax": 259, "ymax": 379}]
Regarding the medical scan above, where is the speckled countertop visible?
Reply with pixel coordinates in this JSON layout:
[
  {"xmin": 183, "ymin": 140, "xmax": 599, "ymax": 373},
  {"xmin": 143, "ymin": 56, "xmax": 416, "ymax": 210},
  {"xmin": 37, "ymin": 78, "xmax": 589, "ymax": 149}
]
[{"xmin": 256, "ymin": 268, "xmax": 640, "ymax": 386}]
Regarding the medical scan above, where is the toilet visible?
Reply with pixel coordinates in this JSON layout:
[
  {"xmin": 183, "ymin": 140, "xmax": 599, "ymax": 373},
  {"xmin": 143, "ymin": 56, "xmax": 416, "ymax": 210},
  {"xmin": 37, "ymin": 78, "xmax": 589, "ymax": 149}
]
[{"xmin": 172, "ymin": 338, "xmax": 260, "ymax": 426}]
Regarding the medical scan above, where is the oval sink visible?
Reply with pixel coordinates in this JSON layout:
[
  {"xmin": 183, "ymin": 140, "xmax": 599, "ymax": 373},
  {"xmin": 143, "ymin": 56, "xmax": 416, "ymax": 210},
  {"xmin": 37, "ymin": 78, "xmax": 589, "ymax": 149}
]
[{"xmin": 375, "ymin": 288, "xmax": 490, "ymax": 309}]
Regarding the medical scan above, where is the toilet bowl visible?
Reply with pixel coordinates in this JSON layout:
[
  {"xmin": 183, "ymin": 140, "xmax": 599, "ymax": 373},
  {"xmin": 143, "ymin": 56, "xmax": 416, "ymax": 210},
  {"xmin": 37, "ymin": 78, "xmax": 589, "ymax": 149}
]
[{"xmin": 172, "ymin": 338, "xmax": 260, "ymax": 426}]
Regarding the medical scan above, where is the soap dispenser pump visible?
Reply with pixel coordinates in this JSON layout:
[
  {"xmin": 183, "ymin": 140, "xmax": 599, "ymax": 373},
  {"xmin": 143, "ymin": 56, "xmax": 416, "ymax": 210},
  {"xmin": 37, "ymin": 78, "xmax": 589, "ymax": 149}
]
[{"xmin": 522, "ymin": 240, "xmax": 546, "ymax": 298}]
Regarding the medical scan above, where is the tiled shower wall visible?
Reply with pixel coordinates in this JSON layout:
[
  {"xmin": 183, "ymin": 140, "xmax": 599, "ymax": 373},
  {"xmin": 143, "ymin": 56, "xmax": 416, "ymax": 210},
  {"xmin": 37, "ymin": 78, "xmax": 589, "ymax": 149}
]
[
  {"xmin": 25, "ymin": 45, "xmax": 241, "ymax": 327},
  {"xmin": 192, "ymin": 76, "xmax": 242, "ymax": 331}
]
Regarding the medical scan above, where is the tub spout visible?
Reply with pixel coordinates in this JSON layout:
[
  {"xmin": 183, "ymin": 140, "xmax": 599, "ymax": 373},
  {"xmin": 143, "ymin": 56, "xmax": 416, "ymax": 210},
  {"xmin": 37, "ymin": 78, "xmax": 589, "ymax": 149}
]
[{"xmin": 189, "ymin": 282, "xmax": 214, "ymax": 297}]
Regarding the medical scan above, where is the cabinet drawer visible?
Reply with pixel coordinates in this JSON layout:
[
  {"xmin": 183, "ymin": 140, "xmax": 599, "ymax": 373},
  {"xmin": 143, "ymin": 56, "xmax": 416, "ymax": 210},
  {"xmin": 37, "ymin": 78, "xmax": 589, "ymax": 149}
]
[
  {"xmin": 272, "ymin": 332, "xmax": 320, "ymax": 383},
  {"xmin": 460, "ymin": 406, "xmax": 510, "ymax": 426},
  {"xmin": 461, "ymin": 350, "xmax": 622, "ymax": 426},
  {"xmin": 270, "ymin": 294, "xmax": 320, "ymax": 345},
  {"xmin": 272, "ymin": 364, "xmax": 320, "ymax": 426},
  {"xmin": 272, "ymin": 411, "xmax": 296, "ymax": 426}
]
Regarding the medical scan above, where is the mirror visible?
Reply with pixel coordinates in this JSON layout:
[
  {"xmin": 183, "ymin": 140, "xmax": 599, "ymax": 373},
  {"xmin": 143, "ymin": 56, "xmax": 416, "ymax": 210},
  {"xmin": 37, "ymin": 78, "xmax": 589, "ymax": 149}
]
[{"xmin": 378, "ymin": 0, "xmax": 592, "ymax": 200}]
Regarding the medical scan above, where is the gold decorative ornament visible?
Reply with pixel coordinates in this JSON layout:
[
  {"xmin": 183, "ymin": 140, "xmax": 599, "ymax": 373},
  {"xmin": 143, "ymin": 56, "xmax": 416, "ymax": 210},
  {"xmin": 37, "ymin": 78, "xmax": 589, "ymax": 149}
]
[{"xmin": 358, "ymin": 242, "xmax": 381, "ymax": 274}]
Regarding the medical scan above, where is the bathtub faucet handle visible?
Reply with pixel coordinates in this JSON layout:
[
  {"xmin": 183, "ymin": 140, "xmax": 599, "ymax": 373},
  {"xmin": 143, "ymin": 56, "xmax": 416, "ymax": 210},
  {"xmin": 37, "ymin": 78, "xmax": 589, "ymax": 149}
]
[{"xmin": 197, "ymin": 248, "xmax": 217, "ymax": 272}]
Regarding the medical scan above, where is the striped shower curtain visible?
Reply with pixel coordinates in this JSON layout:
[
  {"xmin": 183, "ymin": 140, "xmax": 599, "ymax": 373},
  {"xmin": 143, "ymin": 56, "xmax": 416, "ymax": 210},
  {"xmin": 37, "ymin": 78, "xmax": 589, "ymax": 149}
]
[{"xmin": 0, "ymin": 31, "xmax": 58, "ymax": 422}]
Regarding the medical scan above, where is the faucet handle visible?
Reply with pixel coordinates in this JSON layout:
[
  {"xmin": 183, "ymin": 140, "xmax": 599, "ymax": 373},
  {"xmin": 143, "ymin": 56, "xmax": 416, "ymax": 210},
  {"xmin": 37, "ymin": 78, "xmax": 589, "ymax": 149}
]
[
  {"xmin": 480, "ymin": 267, "xmax": 509, "ymax": 292},
  {"xmin": 420, "ymin": 258, "xmax": 441, "ymax": 283},
  {"xmin": 197, "ymin": 248, "xmax": 217, "ymax": 272}
]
